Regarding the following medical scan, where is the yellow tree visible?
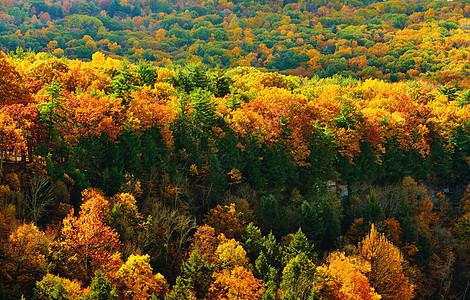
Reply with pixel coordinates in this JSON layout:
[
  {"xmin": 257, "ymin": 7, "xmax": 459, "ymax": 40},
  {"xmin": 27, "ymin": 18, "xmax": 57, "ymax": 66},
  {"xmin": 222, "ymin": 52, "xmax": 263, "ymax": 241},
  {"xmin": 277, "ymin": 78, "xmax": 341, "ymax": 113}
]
[
  {"xmin": 359, "ymin": 224, "xmax": 414, "ymax": 300},
  {"xmin": 34, "ymin": 273, "xmax": 87, "ymax": 300},
  {"xmin": 0, "ymin": 52, "xmax": 27, "ymax": 105},
  {"xmin": 215, "ymin": 235, "xmax": 249, "ymax": 270},
  {"xmin": 320, "ymin": 251, "xmax": 381, "ymax": 300},
  {"xmin": 115, "ymin": 254, "xmax": 168, "ymax": 300}
]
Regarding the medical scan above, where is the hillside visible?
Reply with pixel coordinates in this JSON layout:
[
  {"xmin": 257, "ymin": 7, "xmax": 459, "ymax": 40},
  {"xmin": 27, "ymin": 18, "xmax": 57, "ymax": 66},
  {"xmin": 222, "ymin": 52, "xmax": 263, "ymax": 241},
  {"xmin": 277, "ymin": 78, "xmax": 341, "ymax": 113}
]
[{"xmin": 0, "ymin": 0, "xmax": 470, "ymax": 299}]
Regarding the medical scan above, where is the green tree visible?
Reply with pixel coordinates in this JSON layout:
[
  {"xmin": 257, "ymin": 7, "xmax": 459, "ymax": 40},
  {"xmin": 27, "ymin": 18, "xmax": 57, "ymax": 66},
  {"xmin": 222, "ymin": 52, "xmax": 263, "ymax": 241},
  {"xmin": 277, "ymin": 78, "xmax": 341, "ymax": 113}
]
[
  {"xmin": 165, "ymin": 276, "xmax": 196, "ymax": 300},
  {"xmin": 37, "ymin": 78, "xmax": 69, "ymax": 153},
  {"xmin": 296, "ymin": 201, "xmax": 324, "ymax": 243},
  {"xmin": 283, "ymin": 228, "xmax": 314, "ymax": 264},
  {"xmin": 108, "ymin": 63, "xmax": 140, "ymax": 105},
  {"xmin": 279, "ymin": 252, "xmax": 317, "ymax": 300},
  {"xmin": 138, "ymin": 61, "xmax": 158, "ymax": 87},
  {"xmin": 180, "ymin": 250, "xmax": 215, "ymax": 299},
  {"xmin": 86, "ymin": 271, "xmax": 118, "ymax": 300}
]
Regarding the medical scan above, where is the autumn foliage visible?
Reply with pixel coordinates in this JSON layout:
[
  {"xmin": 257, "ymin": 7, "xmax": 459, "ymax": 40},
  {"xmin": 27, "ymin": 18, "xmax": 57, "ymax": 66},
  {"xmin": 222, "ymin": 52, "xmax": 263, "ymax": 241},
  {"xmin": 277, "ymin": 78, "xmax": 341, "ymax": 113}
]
[{"xmin": 0, "ymin": 20, "xmax": 469, "ymax": 298}]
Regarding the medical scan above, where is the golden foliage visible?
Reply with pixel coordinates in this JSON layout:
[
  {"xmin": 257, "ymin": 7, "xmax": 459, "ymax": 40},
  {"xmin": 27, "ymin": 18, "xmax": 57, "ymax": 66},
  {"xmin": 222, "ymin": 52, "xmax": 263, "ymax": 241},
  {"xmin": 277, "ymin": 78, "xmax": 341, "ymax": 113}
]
[
  {"xmin": 320, "ymin": 251, "xmax": 381, "ymax": 300},
  {"xmin": 210, "ymin": 266, "xmax": 264, "ymax": 300},
  {"xmin": 359, "ymin": 224, "xmax": 414, "ymax": 300},
  {"xmin": 115, "ymin": 254, "xmax": 168, "ymax": 300}
]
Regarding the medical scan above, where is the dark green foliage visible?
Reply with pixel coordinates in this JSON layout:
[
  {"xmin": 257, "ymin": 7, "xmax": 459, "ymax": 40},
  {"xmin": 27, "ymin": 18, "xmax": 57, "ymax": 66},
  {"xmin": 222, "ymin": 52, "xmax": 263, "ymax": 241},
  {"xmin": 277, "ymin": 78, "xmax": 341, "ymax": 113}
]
[
  {"xmin": 260, "ymin": 195, "xmax": 290, "ymax": 238},
  {"xmin": 242, "ymin": 222, "xmax": 265, "ymax": 263},
  {"xmin": 212, "ymin": 71, "xmax": 232, "ymax": 97},
  {"xmin": 269, "ymin": 49, "xmax": 309, "ymax": 71},
  {"xmin": 318, "ymin": 196, "xmax": 341, "ymax": 250},
  {"xmin": 169, "ymin": 63, "xmax": 210, "ymax": 94},
  {"xmin": 37, "ymin": 78, "xmax": 69, "ymax": 151},
  {"xmin": 439, "ymin": 85, "xmax": 460, "ymax": 101},
  {"xmin": 450, "ymin": 124, "xmax": 470, "ymax": 182},
  {"xmin": 361, "ymin": 196, "xmax": 384, "ymax": 224},
  {"xmin": 180, "ymin": 250, "xmax": 215, "ymax": 299},
  {"xmin": 279, "ymin": 252, "xmax": 317, "ymax": 300},
  {"xmin": 305, "ymin": 123, "xmax": 336, "ymax": 181},
  {"xmin": 189, "ymin": 89, "xmax": 218, "ymax": 131},
  {"xmin": 255, "ymin": 232, "xmax": 283, "ymax": 284},
  {"xmin": 458, "ymin": 91, "xmax": 470, "ymax": 107},
  {"xmin": 296, "ymin": 201, "xmax": 324, "ymax": 243},
  {"xmin": 149, "ymin": 0, "xmax": 173, "ymax": 14}
]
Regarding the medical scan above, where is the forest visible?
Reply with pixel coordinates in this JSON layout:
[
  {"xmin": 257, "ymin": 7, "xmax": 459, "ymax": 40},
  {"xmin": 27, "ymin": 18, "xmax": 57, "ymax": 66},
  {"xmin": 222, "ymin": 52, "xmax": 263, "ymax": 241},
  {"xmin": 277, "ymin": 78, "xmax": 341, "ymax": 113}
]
[
  {"xmin": 1, "ymin": 0, "xmax": 470, "ymax": 84},
  {"xmin": 0, "ymin": 0, "xmax": 470, "ymax": 299}
]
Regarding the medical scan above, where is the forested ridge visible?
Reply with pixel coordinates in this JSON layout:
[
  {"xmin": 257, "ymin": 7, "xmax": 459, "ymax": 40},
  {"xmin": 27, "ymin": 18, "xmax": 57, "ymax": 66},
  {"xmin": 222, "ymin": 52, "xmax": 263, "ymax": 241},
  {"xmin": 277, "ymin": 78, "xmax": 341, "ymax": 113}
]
[
  {"xmin": 0, "ymin": 0, "xmax": 470, "ymax": 299},
  {"xmin": 2, "ymin": 0, "xmax": 470, "ymax": 83}
]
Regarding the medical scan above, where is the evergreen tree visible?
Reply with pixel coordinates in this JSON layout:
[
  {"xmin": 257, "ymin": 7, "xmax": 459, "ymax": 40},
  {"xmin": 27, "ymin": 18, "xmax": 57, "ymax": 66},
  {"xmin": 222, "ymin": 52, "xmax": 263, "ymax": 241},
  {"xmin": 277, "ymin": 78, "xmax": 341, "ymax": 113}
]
[
  {"xmin": 180, "ymin": 250, "xmax": 215, "ymax": 299},
  {"xmin": 86, "ymin": 271, "xmax": 118, "ymax": 300}
]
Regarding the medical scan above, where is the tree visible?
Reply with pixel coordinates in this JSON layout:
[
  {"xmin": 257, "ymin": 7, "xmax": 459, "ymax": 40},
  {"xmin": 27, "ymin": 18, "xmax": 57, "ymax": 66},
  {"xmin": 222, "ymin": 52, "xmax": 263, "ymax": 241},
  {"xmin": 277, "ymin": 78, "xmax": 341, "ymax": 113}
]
[
  {"xmin": 3, "ymin": 223, "xmax": 50, "ymax": 299},
  {"xmin": 210, "ymin": 266, "xmax": 264, "ymax": 300},
  {"xmin": 296, "ymin": 201, "xmax": 324, "ymax": 243},
  {"xmin": 143, "ymin": 203, "xmax": 197, "ymax": 279},
  {"xmin": 108, "ymin": 192, "xmax": 143, "ymax": 258},
  {"xmin": 24, "ymin": 176, "xmax": 54, "ymax": 224},
  {"xmin": 241, "ymin": 222, "xmax": 265, "ymax": 263},
  {"xmin": 254, "ymin": 231, "xmax": 284, "ymax": 289},
  {"xmin": 215, "ymin": 236, "xmax": 249, "ymax": 269},
  {"xmin": 283, "ymin": 228, "xmax": 314, "ymax": 264},
  {"xmin": 115, "ymin": 254, "xmax": 168, "ymax": 300},
  {"xmin": 204, "ymin": 203, "xmax": 246, "ymax": 239},
  {"xmin": 108, "ymin": 63, "xmax": 140, "ymax": 105},
  {"xmin": 190, "ymin": 225, "xmax": 219, "ymax": 263},
  {"xmin": 0, "ymin": 52, "xmax": 26, "ymax": 105},
  {"xmin": 165, "ymin": 276, "xmax": 196, "ymax": 300},
  {"xmin": 320, "ymin": 251, "xmax": 381, "ymax": 300},
  {"xmin": 86, "ymin": 270, "xmax": 118, "ymax": 300},
  {"xmin": 0, "ymin": 112, "xmax": 27, "ymax": 170},
  {"xmin": 34, "ymin": 273, "xmax": 86, "ymax": 300},
  {"xmin": 37, "ymin": 78, "xmax": 69, "ymax": 153},
  {"xmin": 180, "ymin": 250, "xmax": 215, "ymax": 299},
  {"xmin": 54, "ymin": 189, "xmax": 121, "ymax": 282},
  {"xmin": 279, "ymin": 252, "xmax": 317, "ymax": 300},
  {"xmin": 359, "ymin": 224, "xmax": 414, "ymax": 300}
]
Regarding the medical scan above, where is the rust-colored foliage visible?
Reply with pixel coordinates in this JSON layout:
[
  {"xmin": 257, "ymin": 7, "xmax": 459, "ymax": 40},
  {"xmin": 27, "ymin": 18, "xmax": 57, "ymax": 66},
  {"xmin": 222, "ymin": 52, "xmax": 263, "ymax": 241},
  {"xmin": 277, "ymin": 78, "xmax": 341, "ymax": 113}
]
[
  {"xmin": 58, "ymin": 189, "xmax": 121, "ymax": 279},
  {"xmin": 191, "ymin": 224, "xmax": 219, "ymax": 263},
  {"xmin": 384, "ymin": 218, "xmax": 402, "ymax": 247},
  {"xmin": 204, "ymin": 203, "xmax": 246, "ymax": 239}
]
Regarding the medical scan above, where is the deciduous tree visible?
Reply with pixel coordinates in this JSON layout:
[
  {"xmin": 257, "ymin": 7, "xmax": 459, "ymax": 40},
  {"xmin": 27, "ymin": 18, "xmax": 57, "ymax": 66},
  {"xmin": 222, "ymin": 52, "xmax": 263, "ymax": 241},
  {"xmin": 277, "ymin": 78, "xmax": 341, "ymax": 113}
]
[{"xmin": 359, "ymin": 224, "xmax": 414, "ymax": 300}]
